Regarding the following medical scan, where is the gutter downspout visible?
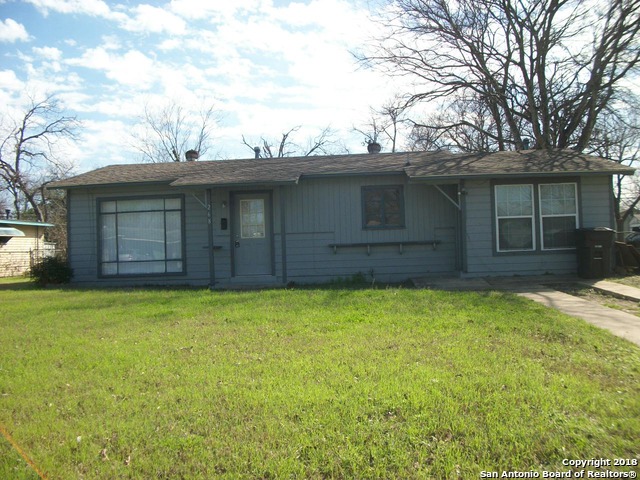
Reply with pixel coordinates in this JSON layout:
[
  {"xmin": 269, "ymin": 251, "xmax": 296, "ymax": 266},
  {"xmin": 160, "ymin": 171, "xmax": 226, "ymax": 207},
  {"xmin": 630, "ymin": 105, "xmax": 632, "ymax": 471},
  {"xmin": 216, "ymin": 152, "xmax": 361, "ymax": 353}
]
[
  {"xmin": 66, "ymin": 189, "xmax": 71, "ymax": 264},
  {"xmin": 206, "ymin": 189, "xmax": 216, "ymax": 288},
  {"xmin": 459, "ymin": 180, "xmax": 468, "ymax": 275},
  {"xmin": 279, "ymin": 186, "xmax": 287, "ymax": 284}
]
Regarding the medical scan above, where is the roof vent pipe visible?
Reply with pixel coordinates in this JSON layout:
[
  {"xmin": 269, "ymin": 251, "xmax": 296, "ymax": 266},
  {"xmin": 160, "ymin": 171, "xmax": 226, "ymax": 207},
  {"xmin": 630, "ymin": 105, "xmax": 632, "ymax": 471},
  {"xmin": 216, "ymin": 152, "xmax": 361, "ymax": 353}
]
[
  {"xmin": 185, "ymin": 150, "xmax": 199, "ymax": 161},
  {"xmin": 254, "ymin": 146, "xmax": 261, "ymax": 159}
]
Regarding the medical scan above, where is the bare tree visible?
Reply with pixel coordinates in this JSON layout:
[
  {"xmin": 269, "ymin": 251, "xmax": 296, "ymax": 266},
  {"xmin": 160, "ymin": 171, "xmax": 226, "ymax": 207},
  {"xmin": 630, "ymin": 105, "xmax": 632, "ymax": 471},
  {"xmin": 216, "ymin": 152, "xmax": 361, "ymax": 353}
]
[
  {"xmin": 0, "ymin": 95, "xmax": 79, "ymax": 221},
  {"xmin": 41, "ymin": 187, "xmax": 69, "ymax": 254},
  {"xmin": 587, "ymin": 106, "xmax": 640, "ymax": 236},
  {"xmin": 408, "ymin": 94, "xmax": 506, "ymax": 152},
  {"xmin": 360, "ymin": 0, "xmax": 640, "ymax": 152},
  {"xmin": 242, "ymin": 126, "xmax": 344, "ymax": 158},
  {"xmin": 132, "ymin": 101, "xmax": 219, "ymax": 162},
  {"xmin": 377, "ymin": 96, "xmax": 408, "ymax": 153},
  {"xmin": 353, "ymin": 116, "xmax": 386, "ymax": 151},
  {"xmin": 355, "ymin": 96, "xmax": 409, "ymax": 153}
]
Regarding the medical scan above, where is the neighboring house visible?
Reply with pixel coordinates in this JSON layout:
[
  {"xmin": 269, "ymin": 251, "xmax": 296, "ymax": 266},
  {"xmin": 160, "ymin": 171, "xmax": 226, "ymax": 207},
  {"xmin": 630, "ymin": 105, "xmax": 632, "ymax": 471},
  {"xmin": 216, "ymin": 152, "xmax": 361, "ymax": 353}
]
[
  {"xmin": 0, "ymin": 219, "xmax": 55, "ymax": 277},
  {"xmin": 49, "ymin": 149, "xmax": 634, "ymax": 287},
  {"xmin": 623, "ymin": 211, "xmax": 640, "ymax": 233}
]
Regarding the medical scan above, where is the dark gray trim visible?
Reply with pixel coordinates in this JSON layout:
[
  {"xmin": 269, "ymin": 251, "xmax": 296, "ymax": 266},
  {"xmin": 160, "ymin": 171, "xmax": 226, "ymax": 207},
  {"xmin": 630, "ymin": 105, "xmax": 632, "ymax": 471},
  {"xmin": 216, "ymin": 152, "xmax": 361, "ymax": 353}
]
[
  {"xmin": 206, "ymin": 189, "xmax": 216, "ymax": 287},
  {"xmin": 460, "ymin": 180, "xmax": 468, "ymax": 273},
  {"xmin": 96, "ymin": 194, "xmax": 187, "ymax": 278},
  {"xmin": 65, "ymin": 189, "xmax": 71, "ymax": 263},
  {"xmin": 269, "ymin": 191, "xmax": 276, "ymax": 276},
  {"xmin": 172, "ymin": 180, "xmax": 299, "ymax": 188},
  {"xmin": 229, "ymin": 193, "xmax": 236, "ymax": 278},
  {"xmin": 361, "ymin": 185, "xmax": 406, "ymax": 230},
  {"xmin": 50, "ymin": 180, "xmax": 175, "ymax": 190},
  {"xmin": 410, "ymin": 171, "xmax": 631, "ymax": 182},
  {"xmin": 454, "ymin": 182, "xmax": 463, "ymax": 272},
  {"xmin": 301, "ymin": 171, "xmax": 406, "ymax": 180},
  {"xmin": 279, "ymin": 186, "xmax": 287, "ymax": 284},
  {"xmin": 607, "ymin": 175, "xmax": 615, "ymax": 230}
]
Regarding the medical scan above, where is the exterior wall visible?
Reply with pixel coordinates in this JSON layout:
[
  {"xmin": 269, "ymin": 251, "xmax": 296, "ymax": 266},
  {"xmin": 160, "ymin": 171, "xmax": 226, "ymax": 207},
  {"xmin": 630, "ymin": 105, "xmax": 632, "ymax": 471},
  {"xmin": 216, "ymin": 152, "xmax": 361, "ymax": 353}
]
[
  {"xmin": 0, "ymin": 225, "xmax": 49, "ymax": 277},
  {"xmin": 67, "ymin": 172, "xmax": 612, "ymax": 286},
  {"xmin": 67, "ymin": 175, "xmax": 459, "ymax": 286},
  {"xmin": 68, "ymin": 185, "xmax": 210, "ymax": 286},
  {"xmin": 463, "ymin": 175, "xmax": 614, "ymax": 277},
  {"xmin": 277, "ymin": 176, "xmax": 458, "ymax": 284}
]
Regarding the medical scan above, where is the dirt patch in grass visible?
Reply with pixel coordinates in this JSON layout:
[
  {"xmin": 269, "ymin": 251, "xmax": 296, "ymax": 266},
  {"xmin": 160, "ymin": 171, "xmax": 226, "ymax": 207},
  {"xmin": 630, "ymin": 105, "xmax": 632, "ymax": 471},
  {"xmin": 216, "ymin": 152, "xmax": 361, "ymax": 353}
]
[{"xmin": 547, "ymin": 282, "xmax": 640, "ymax": 317}]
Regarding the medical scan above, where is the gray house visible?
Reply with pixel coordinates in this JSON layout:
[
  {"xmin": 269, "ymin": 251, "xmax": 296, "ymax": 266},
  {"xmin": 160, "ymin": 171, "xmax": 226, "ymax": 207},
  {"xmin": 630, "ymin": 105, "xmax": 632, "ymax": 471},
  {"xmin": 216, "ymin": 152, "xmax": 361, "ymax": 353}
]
[{"xmin": 50, "ymin": 149, "xmax": 633, "ymax": 287}]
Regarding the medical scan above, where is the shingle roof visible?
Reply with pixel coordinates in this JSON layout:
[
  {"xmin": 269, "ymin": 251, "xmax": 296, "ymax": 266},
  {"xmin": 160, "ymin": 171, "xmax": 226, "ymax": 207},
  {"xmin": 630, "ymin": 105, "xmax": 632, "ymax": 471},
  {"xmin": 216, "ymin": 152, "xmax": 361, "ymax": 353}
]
[{"xmin": 49, "ymin": 149, "xmax": 634, "ymax": 189}]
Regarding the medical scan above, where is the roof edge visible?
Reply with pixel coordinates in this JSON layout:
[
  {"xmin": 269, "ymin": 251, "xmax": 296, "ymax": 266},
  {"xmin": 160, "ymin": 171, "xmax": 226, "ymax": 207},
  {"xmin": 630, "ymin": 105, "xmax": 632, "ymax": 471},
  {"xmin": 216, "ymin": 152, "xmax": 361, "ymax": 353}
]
[
  {"xmin": 48, "ymin": 180, "xmax": 175, "ymax": 190},
  {"xmin": 0, "ymin": 219, "xmax": 54, "ymax": 227},
  {"xmin": 409, "ymin": 170, "xmax": 634, "ymax": 181}
]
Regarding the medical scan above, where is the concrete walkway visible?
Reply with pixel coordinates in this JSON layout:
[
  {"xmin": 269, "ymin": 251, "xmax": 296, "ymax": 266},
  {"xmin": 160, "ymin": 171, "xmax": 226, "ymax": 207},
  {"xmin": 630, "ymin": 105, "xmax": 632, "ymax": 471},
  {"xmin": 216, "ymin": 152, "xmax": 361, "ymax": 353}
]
[{"xmin": 413, "ymin": 275, "xmax": 640, "ymax": 347}]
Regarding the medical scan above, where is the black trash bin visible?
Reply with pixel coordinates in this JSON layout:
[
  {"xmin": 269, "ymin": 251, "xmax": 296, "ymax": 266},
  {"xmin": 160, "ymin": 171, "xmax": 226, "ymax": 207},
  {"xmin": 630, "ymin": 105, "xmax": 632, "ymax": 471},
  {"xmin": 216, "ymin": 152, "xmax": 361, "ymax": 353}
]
[{"xmin": 575, "ymin": 227, "xmax": 615, "ymax": 279}]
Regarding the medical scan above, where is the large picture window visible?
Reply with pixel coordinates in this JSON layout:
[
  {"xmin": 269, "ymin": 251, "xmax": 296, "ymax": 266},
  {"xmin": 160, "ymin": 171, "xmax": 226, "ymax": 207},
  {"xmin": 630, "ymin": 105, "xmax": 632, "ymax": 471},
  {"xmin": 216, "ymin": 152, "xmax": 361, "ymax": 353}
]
[
  {"xmin": 99, "ymin": 197, "xmax": 184, "ymax": 276},
  {"xmin": 362, "ymin": 186, "xmax": 404, "ymax": 229},
  {"xmin": 494, "ymin": 182, "xmax": 579, "ymax": 253}
]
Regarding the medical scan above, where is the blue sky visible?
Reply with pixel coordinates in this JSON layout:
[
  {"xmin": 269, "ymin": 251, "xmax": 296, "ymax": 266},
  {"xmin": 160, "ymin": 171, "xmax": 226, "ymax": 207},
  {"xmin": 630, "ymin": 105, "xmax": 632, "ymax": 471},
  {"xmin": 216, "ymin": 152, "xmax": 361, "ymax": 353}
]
[{"xmin": 0, "ymin": 0, "xmax": 407, "ymax": 172}]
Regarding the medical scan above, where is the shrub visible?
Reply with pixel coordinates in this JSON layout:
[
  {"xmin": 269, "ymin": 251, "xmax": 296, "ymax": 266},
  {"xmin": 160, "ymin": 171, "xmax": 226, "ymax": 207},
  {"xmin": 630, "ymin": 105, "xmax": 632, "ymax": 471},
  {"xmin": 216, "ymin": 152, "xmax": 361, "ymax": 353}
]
[{"xmin": 30, "ymin": 256, "xmax": 73, "ymax": 286}]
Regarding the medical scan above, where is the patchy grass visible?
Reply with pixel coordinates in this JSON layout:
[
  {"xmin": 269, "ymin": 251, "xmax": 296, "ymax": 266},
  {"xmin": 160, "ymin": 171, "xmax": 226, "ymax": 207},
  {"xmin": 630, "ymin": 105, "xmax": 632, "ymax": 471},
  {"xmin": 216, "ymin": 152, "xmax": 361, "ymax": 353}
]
[
  {"xmin": 0, "ymin": 287, "xmax": 638, "ymax": 479},
  {"xmin": 0, "ymin": 276, "xmax": 31, "ymax": 288},
  {"xmin": 548, "ymin": 283, "xmax": 640, "ymax": 317},
  {"xmin": 611, "ymin": 274, "xmax": 640, "ymax": 289}
]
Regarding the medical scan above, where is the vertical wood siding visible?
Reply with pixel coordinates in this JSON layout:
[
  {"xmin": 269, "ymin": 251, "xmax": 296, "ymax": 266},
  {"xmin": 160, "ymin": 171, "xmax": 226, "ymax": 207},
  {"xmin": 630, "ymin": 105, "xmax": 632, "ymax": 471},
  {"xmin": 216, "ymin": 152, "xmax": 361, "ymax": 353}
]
[
  {"xmin": 279, "ymin": 176, "xmax": 458, "ymax": 284},
  {"xmin": 68, "ymin": 186, "xmax": 210, "ymax": 286},
  {"xmin": 67, "ymin": 173, "xmax": 613, "ymax": 285},
  {"xmin": 463, "ymin": 175, "xmax": 614, "ymax": 277},
  {"xmin": 67, "ymin": 176, "xmax": 460, "ymax": 286}
]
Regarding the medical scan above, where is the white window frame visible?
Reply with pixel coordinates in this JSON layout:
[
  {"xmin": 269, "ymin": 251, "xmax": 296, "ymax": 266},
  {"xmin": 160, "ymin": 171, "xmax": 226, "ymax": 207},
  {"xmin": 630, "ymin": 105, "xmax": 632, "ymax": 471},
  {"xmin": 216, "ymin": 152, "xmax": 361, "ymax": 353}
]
[
  {"xmin": 495, "ymin": 184, "xmax": 536, "ymax": 253},
  {"xmin": 538, "ymin": 183, "xmax": 579, "ymax": 251}
]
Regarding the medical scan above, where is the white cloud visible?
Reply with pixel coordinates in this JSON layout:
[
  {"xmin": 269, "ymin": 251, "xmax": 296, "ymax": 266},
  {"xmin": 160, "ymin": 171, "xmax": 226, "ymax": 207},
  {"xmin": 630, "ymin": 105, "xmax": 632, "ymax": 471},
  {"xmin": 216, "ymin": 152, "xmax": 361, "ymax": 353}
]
[
  {"xmin": 72, "ymin": 119, "xmax": 137, "ymax": 171},
  {"xmin": 25, "ymin": 0, "xmax": 115, "ymax": 18},
  {"xmin": 67, "ymin": 47, "xmax": 158, "ymax": 89},
  {"xmin": 0, "ymin": 18, "xmax": 29, "ymax": 43},
  {"xmin": 32, "ymin": 46, "xmax": 62, "ymax": 60},
  {"xmin": 2, "ymin": 0, "xmax": 406, "ymax": 167},
  {"xmin": 120, "ymin": 4, "xmax": 187, "ymax": 35},
  {"xmin": 0, "ymin": 69, "xmax": 25, "ymax": 91},
  {"xmin": 168, "ymin": 0, "xmax": 269, "ymax": 21}
]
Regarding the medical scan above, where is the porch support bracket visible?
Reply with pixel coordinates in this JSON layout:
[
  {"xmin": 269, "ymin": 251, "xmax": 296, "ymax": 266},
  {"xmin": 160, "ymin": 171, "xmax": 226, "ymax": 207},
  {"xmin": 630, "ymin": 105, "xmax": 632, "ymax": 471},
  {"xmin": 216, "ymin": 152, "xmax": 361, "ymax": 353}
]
[{"xmin": 433, "ymin": 185, "xmax": 461, "ymax": 211}]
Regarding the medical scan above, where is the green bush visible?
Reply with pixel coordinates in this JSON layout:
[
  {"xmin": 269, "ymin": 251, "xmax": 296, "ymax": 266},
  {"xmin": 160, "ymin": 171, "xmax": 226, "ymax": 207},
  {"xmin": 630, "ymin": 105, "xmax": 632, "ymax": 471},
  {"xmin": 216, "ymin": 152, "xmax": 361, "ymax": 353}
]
[{"xmin": 30, "ymin": 256, "xmax": 73, "ymax": 286}]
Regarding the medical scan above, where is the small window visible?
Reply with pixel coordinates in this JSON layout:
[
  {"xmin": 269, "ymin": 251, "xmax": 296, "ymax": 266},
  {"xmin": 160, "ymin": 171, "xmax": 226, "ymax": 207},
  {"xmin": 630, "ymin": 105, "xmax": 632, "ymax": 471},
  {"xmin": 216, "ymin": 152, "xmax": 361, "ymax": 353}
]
[
  {"xmin": 240, "ymin": 199, "xmax": 265, "ymax": 238},
  {"xmin": 495, "ymin": 185, "xmax": 535, "ymax": 251},
  {"xmin": 539, "ymin": 183, "xmax": 578, "ymax": 250},
  {"xmin": 362, "ymin": 186, "xmax": 404, "ymax": 229}
]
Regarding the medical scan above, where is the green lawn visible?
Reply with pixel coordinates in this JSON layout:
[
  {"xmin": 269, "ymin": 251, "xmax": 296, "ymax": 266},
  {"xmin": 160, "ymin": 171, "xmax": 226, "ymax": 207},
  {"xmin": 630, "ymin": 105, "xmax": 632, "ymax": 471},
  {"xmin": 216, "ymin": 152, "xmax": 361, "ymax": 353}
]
[{"xmin": 0, "ymin": 286, "xmax": 638, "ymax": 479}]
